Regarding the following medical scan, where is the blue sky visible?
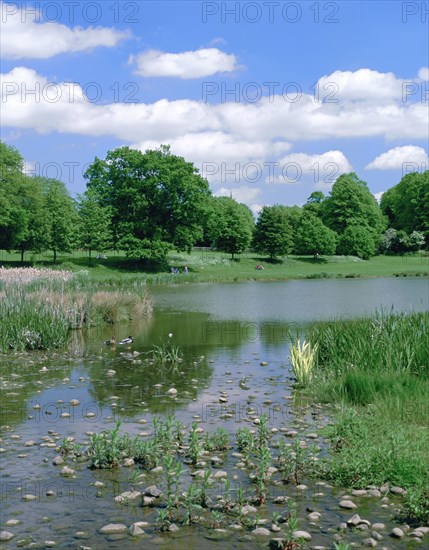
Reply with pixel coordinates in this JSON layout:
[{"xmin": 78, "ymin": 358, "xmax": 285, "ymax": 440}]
[{"xmin": 1, "ymin": 0, "xmax": 428, "ymax": 212}]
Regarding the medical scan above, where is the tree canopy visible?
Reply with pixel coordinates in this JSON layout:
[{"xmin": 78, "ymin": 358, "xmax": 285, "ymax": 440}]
[
  {"xmin": 85, "ymin": 145, "xmax": 211, "ymax": 261},
  {"xmin": 253, "ymin": 205, "xmax": 294, "ymax": 260}
]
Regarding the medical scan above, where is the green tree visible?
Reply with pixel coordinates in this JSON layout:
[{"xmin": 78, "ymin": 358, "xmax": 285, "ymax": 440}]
[
  {"xmin": 337, "ymin": 225, "xmax": 376, "ymax": 260},
  {"xmin": 253, "ymin": 205, "xmax": 294, "ymax": 260},
  {"xmin": 322, "ymin": 173, "xmax": 386, "ymax": 236},
  {"xmin": 41, "ymin": 178, "xmax": 79, "ymax": 263},
  {"xmin": 303, "ymin": 191, "xmax": 326, "ymax": 217},
  {"xmin": 211, "ymin": 197, "xmax": 254, "ymax": 259},
  {"xmin": 0, "ymin": 142, "xmax": 26, "ymax": 251},
  {"xmin": 77, "ymin": 189, "xmax": 112, "ymax": 264},
  {"xmin": 295, "ymin": 213, "xmax": 337, "ymax": 258},
  {"xmin": 84, "ymin": 145, "xmax": 211, "ymax": 262},
  {"xmin": 380, "ymin": 171, "xmax": 429, "ymax": 248}
]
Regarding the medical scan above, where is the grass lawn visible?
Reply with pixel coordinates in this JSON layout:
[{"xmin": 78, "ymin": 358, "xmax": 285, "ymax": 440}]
[{"xmin": 0, "ymin": 248, "xmax": 427, "ymax": 283}]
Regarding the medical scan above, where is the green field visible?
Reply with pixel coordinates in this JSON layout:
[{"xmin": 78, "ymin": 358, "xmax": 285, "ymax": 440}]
[{"xmin": 0, "ymin": 248, "xmax": 427, "ymax": 283}]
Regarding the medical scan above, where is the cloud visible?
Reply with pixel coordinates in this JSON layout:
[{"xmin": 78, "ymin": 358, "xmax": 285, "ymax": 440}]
[
  {"xmin": 0, "ymin": 2, "xmax": 129, "ymax": 59},
  {"xmin": 316, "ymin": 68, "xmax": 404, "ymax": 102},
  {"xmin": 1, "ymin": 67, "xmax": 428, "ymax": 150},
  {"xmin": 418, "ymin": 67, "xmax": 429, "ymax": 80},
  {"xmin": 373, "ymin": 192, "xmax": 384, "ymax": 203},
  {"xmin": 129, "ymin": 48, "xmax": 238, "ymax": 78},
  {"xmin": 214, "ymin": 185, "xmax": 262, "ymax": 204},
  {"xmin": 366, "ymin": 146, "xmax": 429, "ymax": 170}
]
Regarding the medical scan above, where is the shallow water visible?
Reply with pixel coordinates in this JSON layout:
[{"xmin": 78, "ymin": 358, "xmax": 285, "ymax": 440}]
[{"xmin": 0, "ymin": 278, "xmax": 428, "ymax": 548}]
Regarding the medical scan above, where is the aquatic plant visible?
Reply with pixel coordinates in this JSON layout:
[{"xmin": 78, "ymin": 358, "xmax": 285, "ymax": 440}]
[{"xmin": 289, "ymin": 339, "xmax": 318, "ymax": 387}]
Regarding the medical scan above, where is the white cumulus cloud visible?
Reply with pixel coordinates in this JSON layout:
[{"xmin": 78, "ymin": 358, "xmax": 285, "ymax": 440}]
[
  {"xmin": 129, "ymin": 48, "xmax": 238, "ymax": 78},
  {"xmin": 366, "ymin": 146, "xmax": 429, "ymax": 170},
  {"xmin": 0, "ymin": 1, "xmax": 129, "ymax": 59}
]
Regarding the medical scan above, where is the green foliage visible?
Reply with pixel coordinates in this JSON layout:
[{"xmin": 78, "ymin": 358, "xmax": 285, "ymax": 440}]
[
  {"xmin": 210, "ymin": 197, "xmax": 254, "ymax": 258},
  {"xmin": 41, "ymin": 178, "xmax": 79, "ymax": 262},
  {"xmin": 295, "ymin": 213, "xmax": 337, "ymax": 257},
  {"xmin": 77, "ymin": 189, "xmax": 112, "ymax": 262},
  {"xmin": 85, "ymin": 145, "xmax": 211, "ymax": 259},
  {"xmin": 289, "ymin": 339, "xmax": 318, "ymax": 387},
  {"xmin": 380, "ymin": 171, "xmax": 429, "ymax": 247},
  {"xmin": 322, "ymin": 173, "xmax": 386, "ymax": 237},
  {"xmin": 252, "ymin": 205, "xmax": 294, "ymax": 259},
  {"xmin": 337, "ymin": 225, "xmax": 376, "ymax": 259}
]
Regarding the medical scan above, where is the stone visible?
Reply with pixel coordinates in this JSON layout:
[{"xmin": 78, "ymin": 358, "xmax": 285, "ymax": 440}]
[
  {"xmin": 390, "ymin": 528, "xmax": 404, "ymax": 538},
  {"xmin": 252, "ymin": 527, "xmax": 270, "ymax": 536},
  {"xmin": 123, "ymin": 458, "xmax": 134, "ymax": 467},
  {"xmin": 347, "ymin": 514, "xmax": 362, "ymax": 527},
  {"xmin": 339, "ymin": 500, "xmax": 357, "ymax": 509},
  {"xmin": 415, "ymin": 527, "xmax": 429, "ymax": 535},
  {"xmin": 368, "ymin": 489, "xmax": 381, "ymax": 497},
  {"xmin": 293, "ymin": 530, "xmax": 312, "ymax": 541},
  {"xmin": 166, "ymin": 388, "xmax": 177, "ymax": 396},
  {"xmin": 370, "ymin": 531, "xmax": 383, "ymax": 541},
  {"xmin": 0, "ymin": 531, "xmax": 15, "ymax": 542},
  {"xmin": 410, "ymin": 531, "xmax": 424, "ymax": 539},
  {"xmin": 60, "ymin": 466, "xmax": 75, "ymax": 477},
  {"xmin": 70, "ymin": 399, "xmax": 80, "ymax": 406},
  {"xmin": 128, "ymin": 524, "xmax": 145, "ymax": 536},
  {"xmin": 142, "ymin": 496, "xmax": 155, "ymax": 506},
  {"xmin": 22, "ymin": 494, "xmax": 37, "ymax": 501},
  {"xmin": 241, "ymin": 504, "xmax": 257, "ymax": 515},
  {"xmin": 363, "ymin": 537, "xmax": 377, "ymax": 547},
  {"xmin": 52, "ymin": 455, "xmax": 64, "ymax": 466},
  {"xmin": 213, "ymin": 470, "xmax": 227, "ymax": 479},
  {"xmin": 308, "ymin": 512, "xmax": 321, "ymax": 521},
  {"xmin": 114, "ymin": 490, "xmax": 141, "ymax": 503},
  {"xmin": 351, "ymin": 489, "xmax": 367, "ymax": 496},
  {"xmin": 151, "ymin": 466, "xmax": 163, "ymax": 474},
  {"xmin": 168, "ymin": 524, "xmax": 179, "ymax": 532},
  {"xmin": 99, "ymin": 524, "xmax": 128, "ymax": 535},
  {"xmin": 372, "ymin": 523, "xmax": 385, "ymax": 531}
]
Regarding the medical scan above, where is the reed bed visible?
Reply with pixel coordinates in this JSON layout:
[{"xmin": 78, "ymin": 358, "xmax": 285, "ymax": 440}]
[{"xmin": 0, "ymin": 267, "xmax": 152, "ymax": 352}]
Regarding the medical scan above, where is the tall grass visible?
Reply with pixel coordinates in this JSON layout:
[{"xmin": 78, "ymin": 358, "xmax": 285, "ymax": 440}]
[
  {"xmin": 0, "ymin": 268, "xmax": 152, "ymax": 352},
  {"xmin": 306, "ymin": 312, "xmax": 429, "ymax": 524},
  {"xmin": 289, "ymin": 339, "xmax": 318, "ymax": 387}
]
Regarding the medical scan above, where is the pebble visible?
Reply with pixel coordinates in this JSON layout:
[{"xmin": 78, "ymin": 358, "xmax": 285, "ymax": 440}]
[
  {"xmin": 114, "ymin": 491, "xmax": 142, "ymax": 503},
  {"xmin": 352, "ymin": 489, "xmax": 367, "ymax": 496},
  {"xmin": 293, "ymin": 530, "xmax": 312, "ymax": 541},
  {"xmin": 166, "ymin": 388, "xmax": 177, "ymax": 396},
  {"xmin": 128, "ymin": 524, "xmax": 145, "ymax": 536},
  {"xmin": 252, "ymin": 527, "xmax": 271, "ymax": 536},
  {"xmin": 0, "ymin": 531, "xmax": 14, "ymax": 541},
  {"xmin": 70, "ymin": 399, "xmax": 80, "ymax": 406},
  {"xmin": 339, "ymin": 499, "xmax": 357, "ymax": 509},
  {"xmin": 363, "ymin": 537, "xmax": 377, "ymax": 547},
  {"xmin": 52, "ymin": 455, "xmax": 64, "ymax": 466},
  {"xmin": 145, "ymin": 485, "xmax": 161, "ymax": 497},
  {"xmin": 213, "ymin": 470, "xmax": 227, "ymax": 479},
  {"xmin": 390, "ymin": 528, "xmax": 404, "ymax": 538},
  {"xmin": 60, "ymin": 466, "xmax": 75, "ymax": 477},
  {"xmin": 123, "ymin": 458, "xmax": 134, "ymax": 467},
  {"xmin": 22, "ymin": 494, "xmax": 37, "ymax": 501},
  {"xmin": 99, "ymin": 524, "xmax": 128, "ymax": 534}
]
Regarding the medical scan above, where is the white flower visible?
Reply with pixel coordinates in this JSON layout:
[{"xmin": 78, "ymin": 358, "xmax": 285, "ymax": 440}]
[{"xmin": 168, "ymin": 333, "xmax": 173, "ymax": 338}]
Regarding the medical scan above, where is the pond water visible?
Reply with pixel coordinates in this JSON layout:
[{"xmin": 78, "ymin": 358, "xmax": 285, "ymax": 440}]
[{"xmin": 0, "ymin": 278, "xmax": 427, "ymax": 548}]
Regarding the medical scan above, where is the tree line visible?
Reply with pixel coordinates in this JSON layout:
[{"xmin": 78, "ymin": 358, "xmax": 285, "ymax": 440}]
[{"xmin": 0, "ymin": 141, "xmax": 427, "ymax": 264}]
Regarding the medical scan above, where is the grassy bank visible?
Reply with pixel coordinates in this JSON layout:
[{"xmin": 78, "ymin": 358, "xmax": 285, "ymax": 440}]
[
  {"xmin": 1, "ymin": 249, "xmax": 428, "ymax": 284},
  {"xmin": 305, "ymin": 312, "xmax": 429, "ymax": 524},
  {"xmin": 0, "ymin": 268, "xmax": 152, "ymax": 352}
]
